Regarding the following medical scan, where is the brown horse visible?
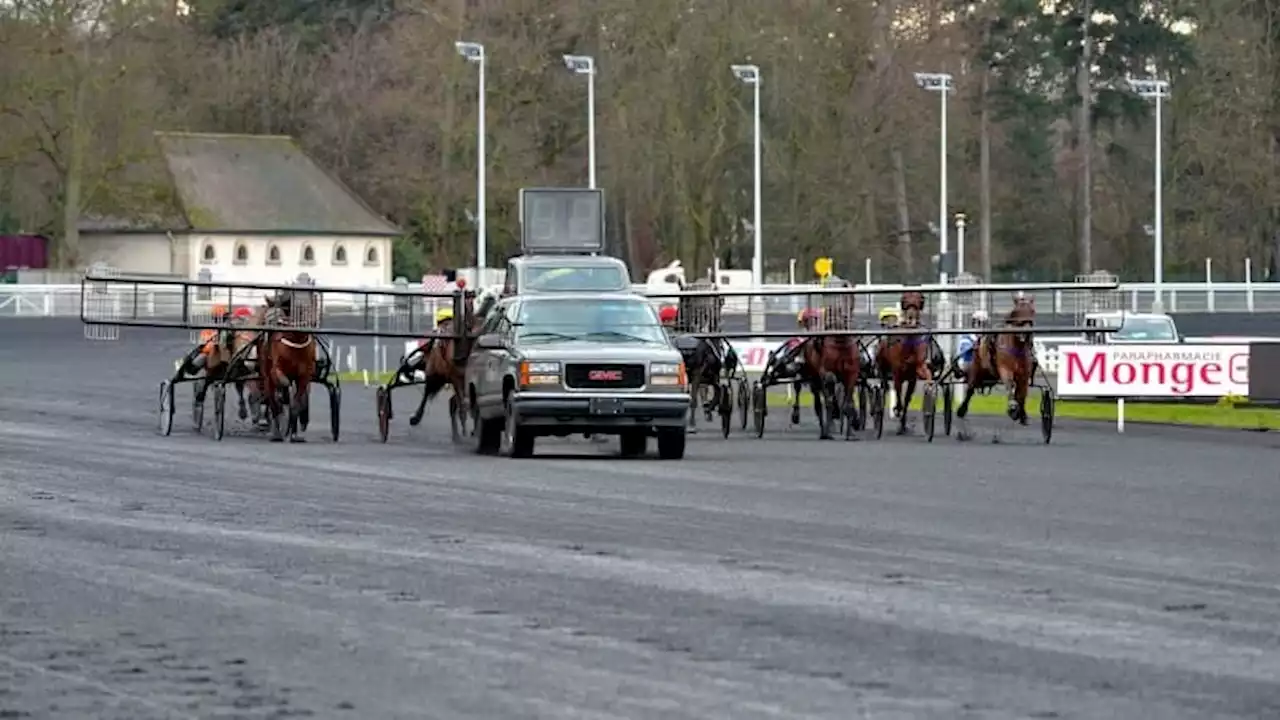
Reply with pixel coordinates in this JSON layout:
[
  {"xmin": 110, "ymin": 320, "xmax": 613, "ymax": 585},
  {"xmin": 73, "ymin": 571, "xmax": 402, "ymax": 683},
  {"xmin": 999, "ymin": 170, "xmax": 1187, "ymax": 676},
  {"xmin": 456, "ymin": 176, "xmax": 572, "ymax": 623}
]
[
  {"xmin": 876, "ymin": 290, "xmax": 935, "ymax": 435},
  {"xmin": 198, "ymin": 313, "xmax": 262, "ymax": 426},
  {"xmin": 800, "ymin": 303, "xmax": 861, "ymax": 440},
  {"xmin": 955, "ymin": 293, "xmax": 1036, "ymax": 441},
  {"xmin": 259, "ymin": 294, "xmax": 317, "ymax": 442},
  {"xmin": 407, "ymin": 292, "xmax": 480, "ymax": 441}
]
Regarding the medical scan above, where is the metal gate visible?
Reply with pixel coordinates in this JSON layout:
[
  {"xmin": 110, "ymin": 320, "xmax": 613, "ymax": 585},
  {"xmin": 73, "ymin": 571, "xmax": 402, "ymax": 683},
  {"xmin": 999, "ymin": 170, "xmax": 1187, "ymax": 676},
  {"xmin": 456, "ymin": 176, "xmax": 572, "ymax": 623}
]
[
  {"xmin": 1072, "ymin": 270, "xmax": 1122, "ymax": 323},
  {"xmin": 83, "ymin": 263, "xmax": 120, "ymax": 341}
]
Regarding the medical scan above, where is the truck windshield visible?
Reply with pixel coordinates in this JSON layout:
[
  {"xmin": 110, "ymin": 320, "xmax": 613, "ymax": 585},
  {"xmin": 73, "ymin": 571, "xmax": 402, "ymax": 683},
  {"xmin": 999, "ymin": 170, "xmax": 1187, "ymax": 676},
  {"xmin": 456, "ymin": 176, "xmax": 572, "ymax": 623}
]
[
  {"xmin": 525, "ymin": 265, "xmax": 629, "ymax": 292},
  {"xmin": 1113, "ymin": 317, "xmax": 1177, "ymax": 341},
  {"xmin": 515, "ymin": 298, "xmax": 667, "ymax": 344}
]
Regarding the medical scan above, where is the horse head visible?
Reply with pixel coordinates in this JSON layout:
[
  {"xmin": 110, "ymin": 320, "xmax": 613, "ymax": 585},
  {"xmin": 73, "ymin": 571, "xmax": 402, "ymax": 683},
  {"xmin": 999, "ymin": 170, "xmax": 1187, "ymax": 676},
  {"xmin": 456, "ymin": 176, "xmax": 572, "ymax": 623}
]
[
  {"xmin": 1001, "ymin": 293, "xmax": 1037, "ymax": 351},
  {"xmin": 899, "ymin": 290, "xmax": 926, "ymax": 327},
  {"xmin": 1006, "ymin": 293, "xmax": 1036, "ymax": 327}
]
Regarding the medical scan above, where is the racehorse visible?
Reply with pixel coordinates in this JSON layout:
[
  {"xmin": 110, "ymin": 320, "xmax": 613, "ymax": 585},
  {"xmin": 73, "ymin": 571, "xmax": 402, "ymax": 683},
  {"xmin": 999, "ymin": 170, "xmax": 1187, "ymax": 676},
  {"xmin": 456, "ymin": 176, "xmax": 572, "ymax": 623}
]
[
  {"xmin": 876, "ymin": 290, "xmax": 936, "ymax": 435},
  {"xmin": 800, "ymin": 302, "xmax": 861, "ymax": 440},
  {"xmin": 673, "ymin": 280, "xmax": 732, "ymax": 433},
  {"xmin": 259, "ymin": 291, "xmax": 318, "ymax": 442},
  {"xmin": 406, "ymin": 292, "xmax": 480, "ymax": 441},
  {"xmin": 955, "ymin": 293, "xmax": 1036, "ymax": 441},
  {"xmin": 197, "ymin": 310, "xmax": 263, "ymax": 428}
]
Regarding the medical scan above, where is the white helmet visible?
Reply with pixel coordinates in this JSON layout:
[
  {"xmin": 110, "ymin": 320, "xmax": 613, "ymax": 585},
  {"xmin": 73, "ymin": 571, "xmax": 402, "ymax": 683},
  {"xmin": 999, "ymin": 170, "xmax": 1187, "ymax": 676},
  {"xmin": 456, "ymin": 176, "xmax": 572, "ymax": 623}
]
[{"xmin": 970, "ymin": 309, "xmax": 990, "ymax": 326}]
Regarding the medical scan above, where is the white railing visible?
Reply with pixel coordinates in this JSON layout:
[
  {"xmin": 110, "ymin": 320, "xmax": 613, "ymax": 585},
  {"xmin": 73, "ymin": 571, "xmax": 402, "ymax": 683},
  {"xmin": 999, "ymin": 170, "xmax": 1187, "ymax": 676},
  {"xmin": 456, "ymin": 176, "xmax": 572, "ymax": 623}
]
[{"xmin": 5, "ymin": 279, "xmax": 1280, "ymax": 318}]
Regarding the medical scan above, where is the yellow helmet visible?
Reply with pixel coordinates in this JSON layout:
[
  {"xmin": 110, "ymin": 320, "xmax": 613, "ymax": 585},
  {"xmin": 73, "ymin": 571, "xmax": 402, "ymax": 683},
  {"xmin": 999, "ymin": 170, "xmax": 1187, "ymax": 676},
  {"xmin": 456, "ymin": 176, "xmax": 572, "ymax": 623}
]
[
  {"xmin": 878, "ymin": 306, "xmax": 900, "ymax": 322},
  {"xmin": 435, "ymin": 307, "xmax": 454, "ymax": 324}
]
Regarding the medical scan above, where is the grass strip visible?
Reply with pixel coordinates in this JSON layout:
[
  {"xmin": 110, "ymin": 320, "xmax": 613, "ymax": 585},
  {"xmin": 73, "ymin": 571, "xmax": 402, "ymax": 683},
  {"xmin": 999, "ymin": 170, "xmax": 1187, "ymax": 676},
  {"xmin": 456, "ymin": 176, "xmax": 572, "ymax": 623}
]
[
  {"xmin": 764, "ymin": 388, "xmax": 1280, "ymax": 431},
  {"xmin": 335, "ymin": 372, "xmax": 1278, "ymax": 431}
]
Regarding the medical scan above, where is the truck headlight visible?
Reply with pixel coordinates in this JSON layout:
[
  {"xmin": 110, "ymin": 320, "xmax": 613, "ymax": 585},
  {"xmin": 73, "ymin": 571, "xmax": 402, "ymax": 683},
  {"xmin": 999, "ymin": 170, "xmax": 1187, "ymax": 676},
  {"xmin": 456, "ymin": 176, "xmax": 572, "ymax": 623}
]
[
  {"xmin": 519, "ymin": 361, "xmax": 560, "ymax": 387},
  {"xmin": 649, "ymin": 362, "xmax": 686, "ymax": 387}
]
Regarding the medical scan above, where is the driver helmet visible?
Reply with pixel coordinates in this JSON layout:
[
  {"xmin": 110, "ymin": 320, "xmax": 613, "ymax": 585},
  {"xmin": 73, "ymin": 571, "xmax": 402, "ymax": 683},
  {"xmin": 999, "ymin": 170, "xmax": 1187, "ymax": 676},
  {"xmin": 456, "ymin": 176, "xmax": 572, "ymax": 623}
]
[
  {"xmin": 878, "ymin": 306, "xmax": 900, "ymax": 325},
  {"xmin": 970, "ymin": 309, "xmax": 990, "ymax": 328},
  {"xmin": 658, "ymin": 305, "xmax": 679, "ymax": 325},
  {"xmin": 435, "ymin": 306, "xmax": 454, "ymax": 326},
  {"xmin": 231, "ymin": 306, "xmax": 253, "ymax": 320},
  {"xmin": 211, "ymin": 304, "xmax": 228, "ymax": 319}
]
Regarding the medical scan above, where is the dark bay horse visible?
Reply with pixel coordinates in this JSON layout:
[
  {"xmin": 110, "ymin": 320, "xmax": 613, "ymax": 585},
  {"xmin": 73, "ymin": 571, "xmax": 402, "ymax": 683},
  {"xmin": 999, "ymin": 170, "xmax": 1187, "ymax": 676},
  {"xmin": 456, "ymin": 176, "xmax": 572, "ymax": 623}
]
[
  {"xmin": 260, "ymin": 293, "xmax": 318, "ymax": 442},
  {"xmin": 955, "ymin": 293, "xmax": 1037, "ymax": 441},
  {"xmin": 876, "ymin": 290, "xmax": 936, "ymax": 435},
  {"xmin": 406, "ymin": 294, "xmax": 479, "ymax": 441},
  {"xmin": 673, "ymin": 281, "xmax": 730, "ymax": 433},
  {"xmin": 800, "ymin": 303, "xmax": 861, "ymax": 440}
]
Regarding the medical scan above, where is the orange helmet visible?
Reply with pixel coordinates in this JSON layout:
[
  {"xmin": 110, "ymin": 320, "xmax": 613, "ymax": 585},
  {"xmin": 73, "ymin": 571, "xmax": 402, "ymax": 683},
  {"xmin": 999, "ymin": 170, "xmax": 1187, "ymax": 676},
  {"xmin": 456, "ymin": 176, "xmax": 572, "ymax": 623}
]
[
  {"xmin": 211, "ymin": 304, "xmax": 227, "ymax": 318},
  {"xmin": 658, "ymin": 306, "xmax": 678, "ymax": 324}
]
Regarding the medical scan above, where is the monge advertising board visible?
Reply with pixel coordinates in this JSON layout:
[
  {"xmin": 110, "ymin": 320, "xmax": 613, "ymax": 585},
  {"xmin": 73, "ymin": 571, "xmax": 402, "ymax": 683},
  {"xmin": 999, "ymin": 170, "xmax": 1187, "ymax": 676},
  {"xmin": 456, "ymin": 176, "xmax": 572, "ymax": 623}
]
[{"xmin": 1055, "ymin": 345, "xmax": 1250, "ymax": 397}]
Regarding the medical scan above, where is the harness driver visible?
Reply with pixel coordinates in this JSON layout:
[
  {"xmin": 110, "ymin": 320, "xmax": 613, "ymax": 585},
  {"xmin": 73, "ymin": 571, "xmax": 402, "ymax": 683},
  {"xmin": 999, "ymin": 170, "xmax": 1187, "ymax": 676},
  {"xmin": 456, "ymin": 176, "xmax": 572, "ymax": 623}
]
[{"xmin": 956, "ymin": 309, "xmax": 989, "ymax": 376}]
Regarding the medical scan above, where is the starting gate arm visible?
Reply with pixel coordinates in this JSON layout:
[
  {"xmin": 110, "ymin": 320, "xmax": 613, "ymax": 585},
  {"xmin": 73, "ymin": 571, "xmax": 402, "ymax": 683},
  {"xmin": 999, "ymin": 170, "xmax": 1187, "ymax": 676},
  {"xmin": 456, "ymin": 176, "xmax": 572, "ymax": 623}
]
[{"xmin": 79, "ymin": 274, "xmax": 476, "ymax": 340}]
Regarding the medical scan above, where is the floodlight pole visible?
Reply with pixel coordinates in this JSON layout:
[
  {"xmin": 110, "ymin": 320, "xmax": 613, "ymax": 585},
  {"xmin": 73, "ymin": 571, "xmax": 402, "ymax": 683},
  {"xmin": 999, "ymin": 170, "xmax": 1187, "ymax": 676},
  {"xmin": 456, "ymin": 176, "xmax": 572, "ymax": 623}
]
[
  {"xmin": 731, "ymin": 64, "xmax": 763, "ymax": 289},
  {"xmin": 1128, "ymin": 76, "xmax": 1170, "ymax": 314},
  {"xmin": 563, "ymin": 55, "xmax": 597, "ymax": 188},
  {"xmin": 456, "ymin": 41, "xmax": 486, "ymax": 271},
  {"xmin": 914, "ymin": 71, "xmax": 953, "ymax": 286}
]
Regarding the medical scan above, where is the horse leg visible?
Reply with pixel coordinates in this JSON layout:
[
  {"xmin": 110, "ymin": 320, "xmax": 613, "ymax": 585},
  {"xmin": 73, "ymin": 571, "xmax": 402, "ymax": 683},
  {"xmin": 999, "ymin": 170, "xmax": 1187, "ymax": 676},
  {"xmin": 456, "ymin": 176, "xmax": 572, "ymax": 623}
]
[
  {"xmin": 898, "ymin": 375, "xmax": 917, "ymax": 436},
  {"xmin": 1016, "ymin": 371, "xmax": 1031, "ymax": 425},
  {"xmin": 998, "ymin": 364, "xmax": 1019, "ymax": 422},
  {"xmin": 448, "ymin": 375, "xmax": 466, "ymax": 440},
  {"xmin": 843, "ymin": 369, "xmax": 860, "ymax": 441},
  {"xmin": 790, "ymin": 379, "xmax": 803, "ymax": 424},
  {"xmin": 264, "ymin": 372, "xmax": 284, "ymax": 442},
  {"xmin": 290, "ymin": 375, "xmax": 310, "ymax": 442},
  {"xmin": 409, "ymin": 376, "xmax": 432, "ymax": 426},
  {"xmin": 235, "ymin": 381, "xmax": 248, "ymax": 420}
]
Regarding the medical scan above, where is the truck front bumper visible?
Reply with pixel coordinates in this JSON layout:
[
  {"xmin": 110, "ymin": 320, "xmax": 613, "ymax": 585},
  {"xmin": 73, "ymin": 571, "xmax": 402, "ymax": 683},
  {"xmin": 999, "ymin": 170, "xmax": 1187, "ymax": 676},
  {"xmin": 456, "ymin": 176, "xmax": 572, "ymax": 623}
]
[{"xmin": 510, "ymin": 391, "xmax": 690, "ymax": 432}]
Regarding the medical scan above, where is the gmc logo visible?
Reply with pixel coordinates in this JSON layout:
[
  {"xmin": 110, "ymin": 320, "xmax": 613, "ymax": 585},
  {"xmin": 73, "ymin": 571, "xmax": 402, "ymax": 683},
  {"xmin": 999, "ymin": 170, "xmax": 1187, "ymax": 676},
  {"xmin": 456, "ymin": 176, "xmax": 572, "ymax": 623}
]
[{"xmin": 588, "ymin": 369, "xmax": 623, "ymax": 381}]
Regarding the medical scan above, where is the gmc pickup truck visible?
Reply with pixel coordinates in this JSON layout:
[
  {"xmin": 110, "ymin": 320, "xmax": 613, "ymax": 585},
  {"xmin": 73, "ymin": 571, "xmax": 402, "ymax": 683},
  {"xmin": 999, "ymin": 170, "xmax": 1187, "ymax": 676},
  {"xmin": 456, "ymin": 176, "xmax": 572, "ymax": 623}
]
[{"xmin": 466, "ymin": 292, "xmax": 691, "ymax": 459}]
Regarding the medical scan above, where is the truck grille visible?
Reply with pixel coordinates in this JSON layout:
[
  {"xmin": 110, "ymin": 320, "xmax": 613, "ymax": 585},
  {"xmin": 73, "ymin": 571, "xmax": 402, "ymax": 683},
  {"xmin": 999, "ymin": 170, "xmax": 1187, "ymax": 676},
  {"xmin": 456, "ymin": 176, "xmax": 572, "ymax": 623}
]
[{"xmin": 565, "ymin": 363, "xmax": 645, "ymax": 389}]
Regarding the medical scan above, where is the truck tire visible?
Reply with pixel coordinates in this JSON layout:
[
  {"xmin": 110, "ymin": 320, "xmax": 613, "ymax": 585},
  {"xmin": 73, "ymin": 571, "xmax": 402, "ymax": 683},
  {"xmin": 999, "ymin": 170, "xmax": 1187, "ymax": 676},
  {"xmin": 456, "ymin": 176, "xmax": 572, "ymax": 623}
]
[{"xmin": 656, "ymin": 428, "xmax": 686, "ymax": 460}]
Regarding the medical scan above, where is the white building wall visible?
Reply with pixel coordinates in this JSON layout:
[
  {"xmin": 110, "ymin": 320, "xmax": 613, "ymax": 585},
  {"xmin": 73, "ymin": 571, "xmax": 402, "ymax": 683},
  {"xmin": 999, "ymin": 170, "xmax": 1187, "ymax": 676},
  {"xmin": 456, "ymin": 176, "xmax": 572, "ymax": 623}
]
[
  {"xmin": 187, "ymin": 234, "xmax": 394, "ymax": 286},
  {"xmin": 79, "ymin": 233, "xmax": 175, "ymax": 274}
]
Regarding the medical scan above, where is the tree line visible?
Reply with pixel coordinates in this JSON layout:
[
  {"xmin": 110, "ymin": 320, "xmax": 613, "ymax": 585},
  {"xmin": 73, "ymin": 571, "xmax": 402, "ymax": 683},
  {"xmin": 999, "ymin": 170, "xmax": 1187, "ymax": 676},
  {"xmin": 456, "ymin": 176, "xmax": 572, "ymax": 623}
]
[{"xmin": 2, "ymin": 0, "xmax": 1278, "ymax": 283}]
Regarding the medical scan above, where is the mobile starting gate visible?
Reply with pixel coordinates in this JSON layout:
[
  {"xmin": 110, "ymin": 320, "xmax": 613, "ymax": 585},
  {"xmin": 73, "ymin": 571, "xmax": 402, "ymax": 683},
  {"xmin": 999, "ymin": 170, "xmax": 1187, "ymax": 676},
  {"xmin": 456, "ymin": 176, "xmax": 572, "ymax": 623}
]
[{"xmin": 83, "ymin": 263, "xmax": 120, "ymax": 341}]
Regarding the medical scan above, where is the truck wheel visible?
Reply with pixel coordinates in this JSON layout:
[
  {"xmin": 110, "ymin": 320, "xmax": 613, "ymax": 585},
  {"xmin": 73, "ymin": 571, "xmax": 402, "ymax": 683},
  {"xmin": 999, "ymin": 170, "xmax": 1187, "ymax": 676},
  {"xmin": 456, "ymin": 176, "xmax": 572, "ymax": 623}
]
[
  {"xmin": 472, "ymin": 400, "xmax": 501, "ymax": 455},
  {"xmin": 502, "ymin": 397, "xmax": 535, "ymax": 458},
  {"xmin": 619, "ymin": 431, "xmax": 647, "ymax": 458},
  {"xmin": 656, "ymin": 428, "xmax": 686, "ymax": 460}
]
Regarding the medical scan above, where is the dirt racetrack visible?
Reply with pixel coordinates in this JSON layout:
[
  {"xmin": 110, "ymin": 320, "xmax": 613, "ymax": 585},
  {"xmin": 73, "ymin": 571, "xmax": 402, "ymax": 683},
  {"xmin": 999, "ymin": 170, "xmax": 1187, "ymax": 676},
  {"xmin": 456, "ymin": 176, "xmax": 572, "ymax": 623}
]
[{"xmin": 2, "ymin": 318, "xmax": 1279, "ymax": 719}]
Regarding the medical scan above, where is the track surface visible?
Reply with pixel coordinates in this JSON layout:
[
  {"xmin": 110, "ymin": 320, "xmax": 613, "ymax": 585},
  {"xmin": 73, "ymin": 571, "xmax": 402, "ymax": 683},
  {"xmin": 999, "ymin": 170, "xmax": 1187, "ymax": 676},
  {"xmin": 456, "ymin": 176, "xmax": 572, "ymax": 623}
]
[{"xmin": 2, "ymin": 320, "xmax": 1279, "ymax": 719}]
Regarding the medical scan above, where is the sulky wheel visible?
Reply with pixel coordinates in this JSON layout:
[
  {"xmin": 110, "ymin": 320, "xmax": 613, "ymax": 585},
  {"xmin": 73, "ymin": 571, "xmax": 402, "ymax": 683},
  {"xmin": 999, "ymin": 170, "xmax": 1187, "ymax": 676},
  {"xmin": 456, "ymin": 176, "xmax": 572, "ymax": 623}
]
[
  {"xmin": 752, "ymin": 382, "xmax": 767, "ymax": 438},
  {"xmin": 212, "ymin": 384, "xmax": 226, "ymax": 441},
  {"xmin": 329, "ymin": 379, "xmax": 342, "ymax": 442},
  {"xmin": 1040, "ymin": 386, "xmax": 1055, "ymax": 444},
  {"xmin": 375, "ymin": 386, "xmax": 391, "ymax": 443},
  {"xmin": 922, "ymin": 383, "xmax": 938, "ymax": 442},
  {"xmin": 192, "ymin": 383, "xmax": 204, "ymax": 431},
  {"xmin": 736, "ymin": 378, "xmax": 749, "ymax": 430},
  {"xmin": 943, "ymin": 384, "xmax": 954, "ymax": 436},
  {"xmin": 718, "ymin": 381, "xmax": 733, "ymax": 438},
  {"xmin": 158, "ymin": 380, "xmax": 175, "ymax": 436}
]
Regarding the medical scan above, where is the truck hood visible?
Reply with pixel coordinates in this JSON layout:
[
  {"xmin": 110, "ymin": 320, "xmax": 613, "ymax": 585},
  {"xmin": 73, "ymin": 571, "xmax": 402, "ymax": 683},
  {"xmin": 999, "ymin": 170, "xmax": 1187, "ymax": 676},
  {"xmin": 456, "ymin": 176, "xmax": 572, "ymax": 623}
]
[{"xmin": 519, "ymin": 342, "xmax": 682, "ymax": 363}]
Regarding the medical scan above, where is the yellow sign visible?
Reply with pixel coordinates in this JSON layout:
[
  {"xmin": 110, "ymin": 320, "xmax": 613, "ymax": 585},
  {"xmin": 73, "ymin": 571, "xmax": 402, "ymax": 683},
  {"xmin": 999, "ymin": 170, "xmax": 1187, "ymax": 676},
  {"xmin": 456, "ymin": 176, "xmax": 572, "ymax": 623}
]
[{"xmin": 813, "ymin": 257, "xmax": 833, "ymax": 279}]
